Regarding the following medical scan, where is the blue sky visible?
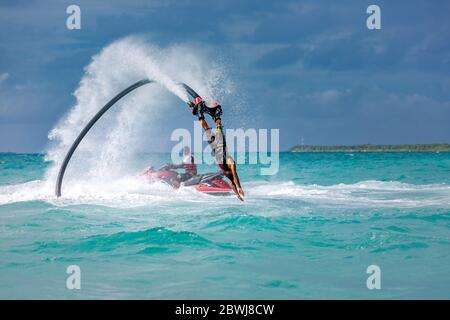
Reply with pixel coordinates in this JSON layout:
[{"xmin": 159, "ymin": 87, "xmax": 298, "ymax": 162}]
[{"xmin": 0, "ymin": 0, "xmax": 449, "ymax": 152}]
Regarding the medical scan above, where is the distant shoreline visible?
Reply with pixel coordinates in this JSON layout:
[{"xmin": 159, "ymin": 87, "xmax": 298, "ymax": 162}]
[
  {"xmin": 2, "ymin": 144, "xmax": 450, "ymax": 155},
  {"xmin": 290, "ymin": 144, "xmax": 450, "ymax": 153}
]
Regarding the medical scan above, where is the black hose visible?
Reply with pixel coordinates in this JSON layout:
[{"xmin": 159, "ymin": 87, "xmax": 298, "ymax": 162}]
[{"xmin": 55, "ymin": 79, "xmax": 200, "ymax": 197}]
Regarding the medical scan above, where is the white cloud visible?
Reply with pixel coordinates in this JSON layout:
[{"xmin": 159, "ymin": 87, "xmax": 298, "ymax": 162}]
[
  {"xmin": 0, "ymin": 73, "xmax": 9, "ymax": 83},
  {"xmin": 307, "ymin": 89, "xmax": 351, "ymax": 103}
]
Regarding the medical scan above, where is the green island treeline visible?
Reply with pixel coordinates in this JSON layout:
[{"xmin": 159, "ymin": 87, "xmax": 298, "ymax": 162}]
[{"xmin": 290, "ymin": 144, "xmax": 450, "ymax": 152}]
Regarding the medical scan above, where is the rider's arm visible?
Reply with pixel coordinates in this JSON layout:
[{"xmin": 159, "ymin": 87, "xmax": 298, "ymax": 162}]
[{"xmin": 199, "ymin": 118, "xmax": 209, "ymax": 130}]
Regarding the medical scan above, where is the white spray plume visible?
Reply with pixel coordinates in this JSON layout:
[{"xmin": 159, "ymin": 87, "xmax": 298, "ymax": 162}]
[{"xmin": 43, "ymin": 36, "xmax": 233, "ymax": 197}]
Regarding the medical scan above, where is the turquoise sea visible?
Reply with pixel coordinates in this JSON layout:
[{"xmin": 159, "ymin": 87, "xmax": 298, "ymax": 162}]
[{"xmin": 1, "ymin": 152, "xmax": 449, "ymax": 299}]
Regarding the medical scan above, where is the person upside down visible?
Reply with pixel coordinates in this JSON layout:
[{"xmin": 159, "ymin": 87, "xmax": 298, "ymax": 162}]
[{"xmin": 188, "ymin": 97, "xmax": 245, "ymax": 201}]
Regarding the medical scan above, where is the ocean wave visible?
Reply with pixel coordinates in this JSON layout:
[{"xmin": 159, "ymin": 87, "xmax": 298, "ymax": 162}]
[
  {"xmin": 247, "ymin": 180, "xmax": 450, "ymax": 208},
  {"xmin": 21, "ymin": 227, "xmax": 254, "ymax": 256},
  {"xmin": 1, "ymin": 178, "xmax": 449, "ymax": 208}
]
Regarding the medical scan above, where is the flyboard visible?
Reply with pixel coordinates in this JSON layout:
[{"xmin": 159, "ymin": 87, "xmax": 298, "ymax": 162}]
[{"xmin": 54, "ymin": 79, "xmax": 201, "ymax": 197}]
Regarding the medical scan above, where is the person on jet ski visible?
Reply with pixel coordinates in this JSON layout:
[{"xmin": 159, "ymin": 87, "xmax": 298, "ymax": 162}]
[
  {"xmin": 167, "ymin": 146, "xmax": 198, "ymax": 182},
  {"xmin": 188, "ymin": 97, "xmax": 245, "ymax": 201}
]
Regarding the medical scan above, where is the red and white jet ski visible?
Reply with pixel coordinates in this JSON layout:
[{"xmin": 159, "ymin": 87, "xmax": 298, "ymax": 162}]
[{"xmin": 139, "ymin": 165, "xmax": 233, "ymax": 196}]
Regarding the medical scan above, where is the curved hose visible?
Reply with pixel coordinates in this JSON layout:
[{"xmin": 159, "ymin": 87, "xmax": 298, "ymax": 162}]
[{"xmin": 55, "ymin": 79, "xmax": 200, "ymax": 197}]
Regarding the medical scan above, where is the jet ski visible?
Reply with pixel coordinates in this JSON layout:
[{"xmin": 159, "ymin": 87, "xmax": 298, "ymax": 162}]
[{"xmin": 139, "ymin": 164, "xmax": 233, "ymax": 196}]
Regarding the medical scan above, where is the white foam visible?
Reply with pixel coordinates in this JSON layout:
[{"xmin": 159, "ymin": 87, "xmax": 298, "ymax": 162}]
[
  {"xmin": 247, "ymin": 180, "xmax": 450, "ymax": 208},
  {"xmin": 0, "ymin": 175, "xmax": 222, "ymax": 208},
  {"xmin": 1, "ymin": 179, "xmax": 449, "ymax": 209}
]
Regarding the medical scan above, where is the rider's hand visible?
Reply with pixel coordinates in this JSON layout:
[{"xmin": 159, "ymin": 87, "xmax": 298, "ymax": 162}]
[{"xmin": 188, "ymin": 102, "xmax": 198, "ymax": 116}]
